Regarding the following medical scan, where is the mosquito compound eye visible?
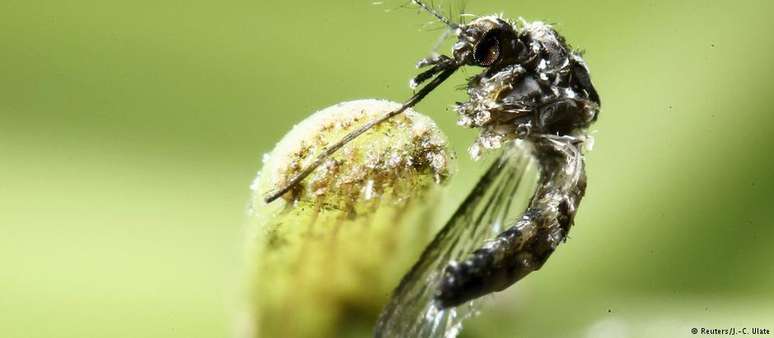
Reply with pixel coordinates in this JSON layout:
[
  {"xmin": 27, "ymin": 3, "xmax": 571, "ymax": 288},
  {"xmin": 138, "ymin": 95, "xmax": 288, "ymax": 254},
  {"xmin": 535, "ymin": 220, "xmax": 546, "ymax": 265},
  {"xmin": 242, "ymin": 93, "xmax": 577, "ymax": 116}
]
[{"xmin": 473, "ymin": 31, "xmax": 501, "ymax": 67}]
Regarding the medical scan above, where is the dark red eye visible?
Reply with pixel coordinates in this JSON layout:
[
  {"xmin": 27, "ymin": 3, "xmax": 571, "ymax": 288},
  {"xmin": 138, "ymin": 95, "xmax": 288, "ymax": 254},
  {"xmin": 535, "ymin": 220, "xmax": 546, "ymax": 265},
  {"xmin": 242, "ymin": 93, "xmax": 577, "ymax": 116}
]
[{"xmin": 474, "ymin": 31, "xmax": 501, "ymax": 67}]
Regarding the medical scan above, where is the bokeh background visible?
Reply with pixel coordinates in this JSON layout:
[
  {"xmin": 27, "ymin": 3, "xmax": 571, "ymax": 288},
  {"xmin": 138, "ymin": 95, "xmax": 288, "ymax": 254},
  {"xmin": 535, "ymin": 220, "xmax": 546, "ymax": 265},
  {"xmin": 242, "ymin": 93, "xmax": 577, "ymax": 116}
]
[{"xmin": 2, "ymin": 0, "xmax": 773, "ymax": 337}]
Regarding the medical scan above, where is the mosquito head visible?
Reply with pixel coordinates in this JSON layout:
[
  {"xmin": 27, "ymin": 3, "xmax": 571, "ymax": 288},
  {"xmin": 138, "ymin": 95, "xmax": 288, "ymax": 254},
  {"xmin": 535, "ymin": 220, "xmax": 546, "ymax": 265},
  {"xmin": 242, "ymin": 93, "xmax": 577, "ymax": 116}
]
[{"xmin": 452, "ymin": 16, "xmax": 520, "ymax": 68}]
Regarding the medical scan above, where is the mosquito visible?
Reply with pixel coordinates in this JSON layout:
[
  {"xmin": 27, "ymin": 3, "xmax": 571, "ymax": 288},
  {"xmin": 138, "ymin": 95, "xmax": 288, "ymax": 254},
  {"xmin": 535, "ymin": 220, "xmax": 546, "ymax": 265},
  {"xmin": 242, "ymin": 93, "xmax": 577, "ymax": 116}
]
[{"xmin": 263, "ymin": 1, "xmax": 600, "ymax": 337}]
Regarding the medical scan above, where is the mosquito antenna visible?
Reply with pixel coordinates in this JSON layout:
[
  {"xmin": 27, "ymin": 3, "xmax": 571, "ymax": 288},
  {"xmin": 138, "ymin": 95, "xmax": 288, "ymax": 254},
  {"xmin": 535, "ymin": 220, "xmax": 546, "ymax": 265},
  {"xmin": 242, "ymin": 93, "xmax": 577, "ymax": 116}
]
[
  {"xmin": 411, "ymin": 0, "xmax": 458, "ymax": 29},
  {"xmin": 263, "ymin": 65, "xmax": 459, "ymax": 203},
  {"xmin": 430, "ymin": 28, "xmax": 452, "ymax": 55}
]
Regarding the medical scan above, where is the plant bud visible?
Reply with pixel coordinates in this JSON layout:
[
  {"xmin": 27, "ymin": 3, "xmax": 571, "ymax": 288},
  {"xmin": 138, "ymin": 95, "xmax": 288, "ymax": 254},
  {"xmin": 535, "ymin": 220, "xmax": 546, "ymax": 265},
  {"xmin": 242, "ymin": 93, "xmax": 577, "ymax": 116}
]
[{"xmin": 243, "ymin": 99, "xmax": 453, "ymax": 338}]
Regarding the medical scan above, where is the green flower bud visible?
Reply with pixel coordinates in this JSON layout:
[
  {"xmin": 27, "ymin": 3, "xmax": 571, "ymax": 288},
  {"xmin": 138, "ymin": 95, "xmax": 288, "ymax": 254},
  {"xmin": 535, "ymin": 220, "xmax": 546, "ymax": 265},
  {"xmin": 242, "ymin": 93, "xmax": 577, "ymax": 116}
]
[{"xmin": 243, "ymin": 99, "xmax": 453, "ymax": 338}]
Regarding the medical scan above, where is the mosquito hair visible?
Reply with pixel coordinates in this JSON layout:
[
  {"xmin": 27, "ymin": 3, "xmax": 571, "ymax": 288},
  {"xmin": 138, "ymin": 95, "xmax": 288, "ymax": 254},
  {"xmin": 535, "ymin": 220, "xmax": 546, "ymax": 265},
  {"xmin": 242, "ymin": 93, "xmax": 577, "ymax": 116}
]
[
  {"xmin": 411, "ymin": 0, "xmax": 459, "ymax": 29},
  {"xmin": 459, "ymin": 13, "xmax": 475, "ymax": 25}
]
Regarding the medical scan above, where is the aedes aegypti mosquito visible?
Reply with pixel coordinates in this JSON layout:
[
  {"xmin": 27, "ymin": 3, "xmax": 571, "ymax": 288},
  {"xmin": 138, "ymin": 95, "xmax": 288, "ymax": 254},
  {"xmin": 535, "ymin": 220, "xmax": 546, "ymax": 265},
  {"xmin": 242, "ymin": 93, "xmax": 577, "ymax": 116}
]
[{"xmin": 263, "ymin": 1, "xmax": 600, "ymax": 336}]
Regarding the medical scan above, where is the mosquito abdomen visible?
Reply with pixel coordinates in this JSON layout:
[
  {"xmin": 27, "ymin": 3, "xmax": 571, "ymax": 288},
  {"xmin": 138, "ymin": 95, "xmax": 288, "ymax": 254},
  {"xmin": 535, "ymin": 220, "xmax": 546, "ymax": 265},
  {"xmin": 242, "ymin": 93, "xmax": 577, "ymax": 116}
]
[{"xmin": 436, "ymin": 136, "xmax": 587, "ymax": 308}]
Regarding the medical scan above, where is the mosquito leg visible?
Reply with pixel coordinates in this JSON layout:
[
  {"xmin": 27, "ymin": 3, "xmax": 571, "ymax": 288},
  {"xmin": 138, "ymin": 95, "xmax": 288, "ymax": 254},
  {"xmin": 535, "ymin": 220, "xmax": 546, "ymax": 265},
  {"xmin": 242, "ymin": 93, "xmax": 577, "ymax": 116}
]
[
  {"xmin": 411, "ymin": 55, "xmax": 455, "ymax": 88},
  {"xmin": 263, "ymin": 65, "xmax": 459, "ymax": 203},
  {"xmin": 456, "ymin": 65, "xmax": 527, "ymax": 125},
  {"xmin": 435, "ymin": 137, "xmax": 587, "ymax": 308},
  {"xmin": 416, "ymin": 53, "xmax": 452, "ymax": 68}
]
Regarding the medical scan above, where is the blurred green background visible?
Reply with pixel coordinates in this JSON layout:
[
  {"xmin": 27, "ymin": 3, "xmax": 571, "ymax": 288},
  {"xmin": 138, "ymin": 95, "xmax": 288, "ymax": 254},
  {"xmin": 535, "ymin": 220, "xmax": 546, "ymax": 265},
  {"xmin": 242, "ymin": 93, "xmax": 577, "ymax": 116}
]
[{"xmin": 2, "ymin": 0, "xmax": 773, "ymax": 337}]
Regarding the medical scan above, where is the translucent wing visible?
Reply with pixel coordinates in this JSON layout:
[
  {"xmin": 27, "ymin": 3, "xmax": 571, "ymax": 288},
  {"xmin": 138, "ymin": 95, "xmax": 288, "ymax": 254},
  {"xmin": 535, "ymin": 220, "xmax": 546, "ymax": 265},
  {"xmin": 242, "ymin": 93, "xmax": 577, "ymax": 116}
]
[{"xmin": 374, "ymin": 141, "xmax": 537, "ymax": 338}]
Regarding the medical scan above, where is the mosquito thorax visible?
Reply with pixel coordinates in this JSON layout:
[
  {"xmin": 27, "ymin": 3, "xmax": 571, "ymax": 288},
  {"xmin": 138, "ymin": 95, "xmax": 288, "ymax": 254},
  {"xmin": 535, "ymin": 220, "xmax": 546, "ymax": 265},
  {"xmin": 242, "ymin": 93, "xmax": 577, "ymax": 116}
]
[{"xmin": 452, "ymin": 17, "xmax": 600, "ymax": 159}]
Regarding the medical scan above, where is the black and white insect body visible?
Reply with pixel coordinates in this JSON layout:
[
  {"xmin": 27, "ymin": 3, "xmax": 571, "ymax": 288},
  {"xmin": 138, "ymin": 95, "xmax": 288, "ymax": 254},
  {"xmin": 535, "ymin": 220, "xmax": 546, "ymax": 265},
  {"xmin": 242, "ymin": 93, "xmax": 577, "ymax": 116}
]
[
  {"xmin": 375, "ymin": 13, "xmax": 601, "ymax": 338},
  {"xmin": 414, "ymin": 15, "xmax": 599, "ymax": 159},
  {"xmin": 262, "ymin": 4, "xmax": 600, "ymax": 337},
  {"xmin": 417, "ymin": 15, "xmax": 600, "ymax": 308}
]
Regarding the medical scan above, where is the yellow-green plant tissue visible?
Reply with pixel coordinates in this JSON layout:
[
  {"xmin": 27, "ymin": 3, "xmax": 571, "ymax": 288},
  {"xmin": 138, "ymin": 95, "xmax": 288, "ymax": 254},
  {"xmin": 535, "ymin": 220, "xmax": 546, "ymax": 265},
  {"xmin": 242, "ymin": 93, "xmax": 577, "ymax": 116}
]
[{"xmin": 243, "ymin": 99, "xmax": 453, "ymax": 338}]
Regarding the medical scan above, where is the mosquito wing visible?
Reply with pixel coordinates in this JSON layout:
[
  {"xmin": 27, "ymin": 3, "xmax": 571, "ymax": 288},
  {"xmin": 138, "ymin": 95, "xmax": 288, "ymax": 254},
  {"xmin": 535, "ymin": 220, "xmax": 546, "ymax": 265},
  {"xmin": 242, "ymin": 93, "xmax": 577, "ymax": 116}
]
[{"xmin": 374, "ymin": 141, "xmax": 537, "ymax": 338}]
